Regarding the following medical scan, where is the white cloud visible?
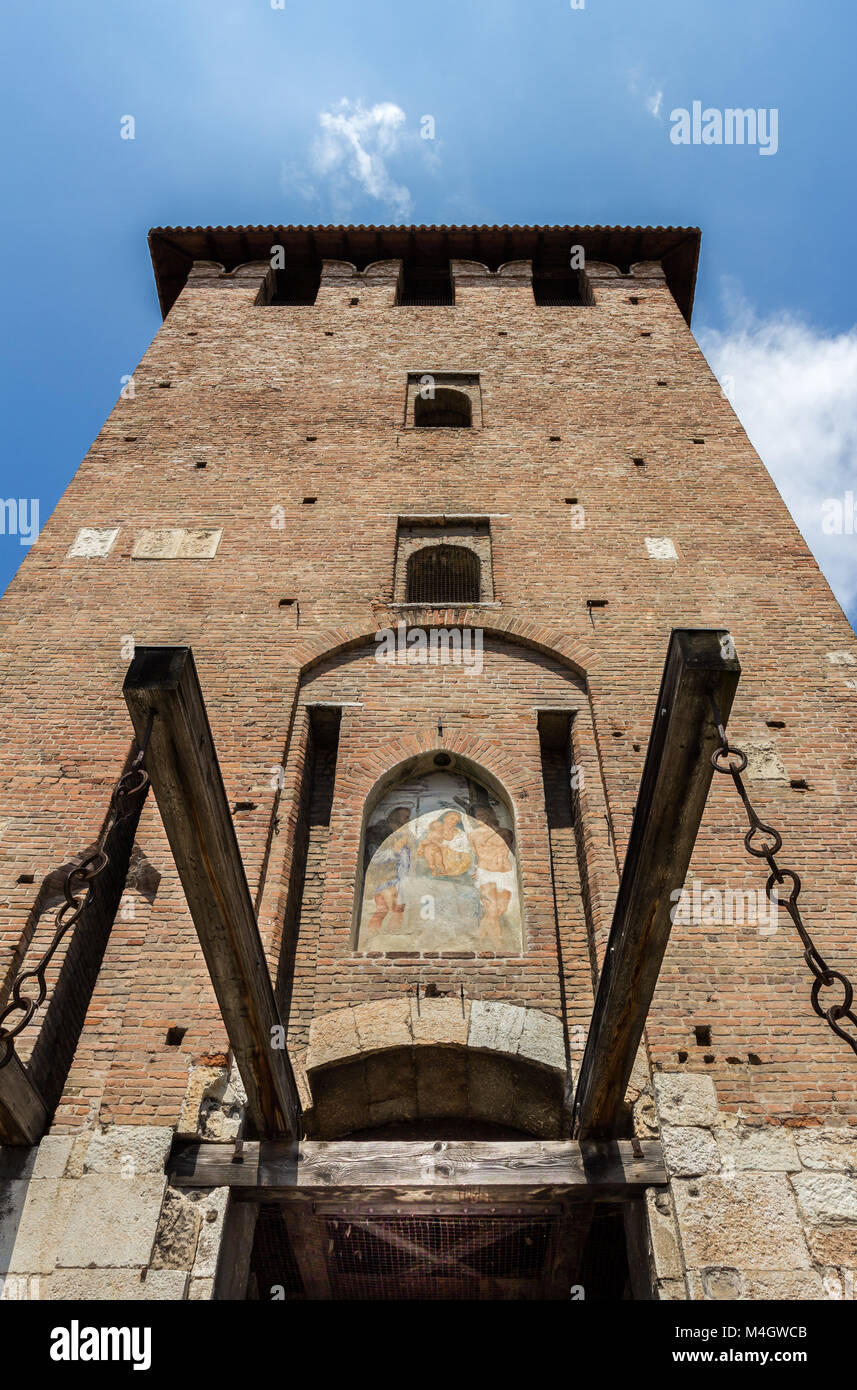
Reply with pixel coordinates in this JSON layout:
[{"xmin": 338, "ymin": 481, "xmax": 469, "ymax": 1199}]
[
  {"xmin": 309, "ymin": 98, "xmax": 414, "ymax": 220},
  {"xmin": 628, "ymin": 69, "xmax": 665, "ymax": 120},
  {"xmin": 697, "ymin": 285, "xmax": 857, "ymax": 621}
]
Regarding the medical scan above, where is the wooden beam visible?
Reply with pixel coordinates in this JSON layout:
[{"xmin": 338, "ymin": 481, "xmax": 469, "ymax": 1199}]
[
  {"xmin": 574, "ymin": 628, "xmax": 740, "ymax": 1139},
  {"xmin": 212, "ymin": 1199, "xmax": 259, "ymax": 1301},
  {"xmin": 123, "ymin": 646, "xmax": 300, "ymax": 1141},
  {"xmin": 0, "ymin": 1052, "xmax": 48, "ymax": 1146},
  {"xmin": 168, "ymin": 1138, "xmax": 666, "ymax": 1206}
]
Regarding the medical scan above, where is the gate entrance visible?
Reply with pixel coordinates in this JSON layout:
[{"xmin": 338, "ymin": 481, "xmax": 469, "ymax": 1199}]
[{"xmin": 246, "ymin": 1201, "xmax": 633, "ymax": 1301}]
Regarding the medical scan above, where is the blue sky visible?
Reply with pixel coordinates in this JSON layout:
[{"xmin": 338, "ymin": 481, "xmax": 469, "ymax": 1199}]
[{"xmin": 2, "ymin": 0, "xmax": 855, "ymax": 624}]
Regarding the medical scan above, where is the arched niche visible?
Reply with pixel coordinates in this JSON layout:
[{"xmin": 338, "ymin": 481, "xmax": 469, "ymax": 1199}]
[{"xmin": 353, "ymin": 755, "xmax": 523, "ymax": 955}]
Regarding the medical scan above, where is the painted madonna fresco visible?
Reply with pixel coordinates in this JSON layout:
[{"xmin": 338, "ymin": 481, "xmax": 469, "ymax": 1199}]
[{"xmin": 356, "ymin": 770, "xmax": 522, "ymax": 953}]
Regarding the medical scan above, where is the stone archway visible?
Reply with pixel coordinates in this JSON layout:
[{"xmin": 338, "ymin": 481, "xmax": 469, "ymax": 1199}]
[{"xmin": 302, "ymin": 997, "xmax": 571, "ymax": 1139}]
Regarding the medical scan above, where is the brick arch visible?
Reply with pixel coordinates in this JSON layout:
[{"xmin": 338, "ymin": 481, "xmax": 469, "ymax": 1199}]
[
  {"xmin": 303, "ymin": 998, "xmax": 570, "ymax": 1139},
  {"xmin": 345, "ymin": 736, "xmax": 538, "ymax": 819},
  {"xmin": 290, "ymin": 615, "xmax": 594, "ymax": 682}
]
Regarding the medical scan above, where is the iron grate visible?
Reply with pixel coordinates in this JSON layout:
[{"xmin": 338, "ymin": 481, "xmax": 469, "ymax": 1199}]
[{"xmin": 406, "ymin": 544, "xmax": 480, "ymax": 605}]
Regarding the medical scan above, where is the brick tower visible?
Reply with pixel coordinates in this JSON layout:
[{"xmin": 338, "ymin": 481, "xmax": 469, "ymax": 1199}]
[{"xmin": 1, "ymin": 224, "xmax": 855, "ymax": 1303}]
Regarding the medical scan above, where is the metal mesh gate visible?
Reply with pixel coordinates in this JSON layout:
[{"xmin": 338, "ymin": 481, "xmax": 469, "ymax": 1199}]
[{"xmin": 247, "ymin": 1203, "xmax": 629, "ymax": 1301}]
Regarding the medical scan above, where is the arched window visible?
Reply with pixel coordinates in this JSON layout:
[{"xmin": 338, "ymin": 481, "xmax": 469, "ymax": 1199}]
[
  {"xmin": 414, "ymin": 387, "xmax": 472, "ymax": 428},
  {"xmin": 406, "ymin": 544, "xmax": 480, "ymax": 605},
  {"xmin": 356, "ymin": 765, "xmax": 522, "ymax": 954}
]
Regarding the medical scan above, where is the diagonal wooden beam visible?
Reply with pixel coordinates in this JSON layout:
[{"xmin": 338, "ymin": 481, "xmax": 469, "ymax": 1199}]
[
  {"xmin": 123, "ymin": 646, "xmax": 300, "ymax": 1141},
  {"xmin": 574, "ymin": 628, "xmax": 741, "ymax": 1139},
  {"xmin": 0, "ymin": 1052, "xmax": 48, "ymax": 1146}
]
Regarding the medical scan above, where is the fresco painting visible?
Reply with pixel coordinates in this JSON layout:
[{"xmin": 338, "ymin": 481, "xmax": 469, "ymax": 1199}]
[{"xmin": 357, "ymin": 771, "xmax": 522, "ymax": 953}]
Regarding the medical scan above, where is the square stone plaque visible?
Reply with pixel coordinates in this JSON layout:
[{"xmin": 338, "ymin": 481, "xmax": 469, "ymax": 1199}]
[{"xmin": 67, "ymin": 527, "xmax": 119, "ymax": 559}]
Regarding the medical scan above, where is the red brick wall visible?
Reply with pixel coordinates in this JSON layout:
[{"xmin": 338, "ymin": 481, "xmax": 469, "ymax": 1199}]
[{"xmin": 1, "ymin": 245, "xmax": 855, "ymax": 1131}]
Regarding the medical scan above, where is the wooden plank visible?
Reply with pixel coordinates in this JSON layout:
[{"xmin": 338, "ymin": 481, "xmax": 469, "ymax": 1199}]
[
  {"xmin": 623, "ymin": 1198, "xmax": 655, "ymax": 1301},
  {"xmin": 123, "ymin": 646, "xmax": 300, "ymax": 1141},
  {"xmin": 0, "ymin": 1052, "xmax": 49, "ymax": 1146},
  {"xmin": 212, "ymin": 1198, "xmax": 259, "ymax": 1301},
  {"xmin": 282, "ymin": 1205, "xmax": 333, "ymax": 1299},
  {"xmin": 168, "ymin": 1138, "xmax": 666, "ymax": 1204},
  {"xmin": 574, "ymin": 628, "xmax": 740, "ymax": 1139}
]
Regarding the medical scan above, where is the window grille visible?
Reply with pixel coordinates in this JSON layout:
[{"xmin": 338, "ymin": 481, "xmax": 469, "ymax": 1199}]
[{"xmin": 406, "ymin": 544, "xmax": 480, "ymax": 605}]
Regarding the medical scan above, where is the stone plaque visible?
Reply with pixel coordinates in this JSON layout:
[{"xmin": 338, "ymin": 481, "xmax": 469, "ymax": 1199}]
[{"xmin": 67, "ymin": 527, "xmax": 119, "ymax": 558}]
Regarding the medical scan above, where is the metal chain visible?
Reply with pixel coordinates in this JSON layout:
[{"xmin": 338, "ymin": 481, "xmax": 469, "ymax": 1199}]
[
  {"xmin": 709, "ymin": 695, "xmax": 857, "ymax": 1058},
  {"xmin": 0, "ymin": 721, "xmax": 152, "ymax": 1069}
]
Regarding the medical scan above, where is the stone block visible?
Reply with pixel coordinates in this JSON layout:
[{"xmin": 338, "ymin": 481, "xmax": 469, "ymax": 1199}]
[
  {"xmin": 645, "ymin": 1188, "xmax": 683, "ymax": 1280},
  {"xmin": 792, "ymin": 1171, "xmax": 857, "ymax": 1226},
  {"xmin": 468, "ymin": 999, "xmax": 525, "ymax": 1055},
  {"xmin": 416, "ymin": 1048, "xmax": 468, "ymax": 1119},
  {"xmin": 805, "ymin": 1226, "xmax": 857, "ymax": 1265},
  {"xmin": 32, "ymin": 1135, "xmax": 74, "ymax": 1180},
  {"xmin": 517, "ymin": 1008, "xmax": 565, "ymax": 1070},
  {"xmin": 739, "ymin": 739, "xmax": 787, "ymax": 781},
  {"xmin": 3, "ymin": 1179, "xmax": 76, "ymax": 1274},
  {"xmin": 662, "ymin": 1125, "xmax": 720, "ymax": 1177},
  {"xmin": 150, "ymin": 1188, "xmax": 200, "ymax": 1270},
  {"xmin": 364, "ymin": 1048, "xmax": 415, "ymax": 1105},
  {"xmin": 645, "ymin": 537, "xmax": 677, "ymax": 560},
  {"xmin": 188, "ymin": 1276, "xmax": 214, "ymax": 1300},
  {"xmin": 354, "ymin": 998, "xmax": 412, "ymax": 1055},
  {"xmin": 178, "ymin": 527, "xmax": 222, "ymax": 558},
  {"xmin": 657, "ymin": 1278, "xmax": 688, "ymax": 1300},
  {"xmin": 653, "ymin": 1073, "xmax": 718, "ymax": 1126},
  {"xmin": 715, "ymin": 1124, "xmax": 800, "ymax": 1172},
  {"xmin": 177, "ymin": 1064, "xmax": 224, "ymax": 1137},
  {"xmin": 190, "ymin": 1187, "xmax": 229, "ymax": 1279},
  {"xmin": 57, "ymin": 1175, "xmax": 167, "ymax": 1268},
  {"xmin": 306, "ymin": 1008, "xmax": 359, "ymax": 1071},
  {"xmin": 409, "ymin": 996, "xmax": 469, "ymax": 1048},
  {"xmin": 133, "ymin": 527, "xmax": 183, "ymax": 559},
  {"xmin": 700, "ymin": 1266, "xmax": 743, "ymax": 1299},
  {"xmin": 743, "ymin": 1271, "xmax": 826, "ymax": 1300},
  {"xmin": 84, "ymin": 1125, "xmax": 172, "ymax": 1176},
  {"xmin": 672, "ymin": 1173, "xmax": 810, "ymax": 1271},
  {"xmin": 795, "ymin": 1128, "xmax": 857, "ymax": 1174},
  {"xmin": 44, "ymin": 1268, "xmax": 187, "ymax": 1300}
]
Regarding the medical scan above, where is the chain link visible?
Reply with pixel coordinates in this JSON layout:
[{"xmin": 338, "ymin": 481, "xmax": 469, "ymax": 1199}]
[
  {"xmin": 0, "ymin": 723, "xmax": 152, "ymax": 1069},
  {"xmin": 710, "ymin": 695, "xmax": 857, "ymax": 1058}
]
